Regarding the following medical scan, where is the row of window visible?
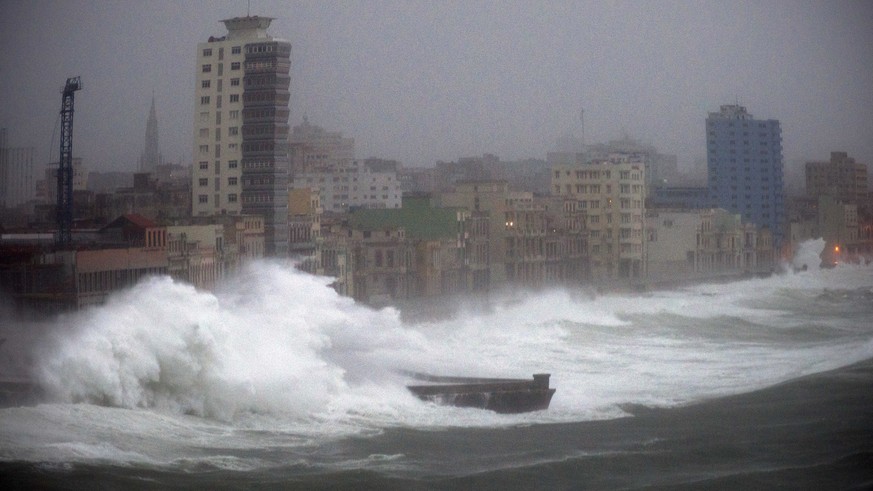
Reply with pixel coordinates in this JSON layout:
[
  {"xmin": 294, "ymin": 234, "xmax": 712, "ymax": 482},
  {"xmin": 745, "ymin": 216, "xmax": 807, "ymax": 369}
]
[
  {"xmin": 203, "ymin": 46, "xmax": 241, "ymax": 57},
  {"xmin": 198, "ymin": 177, "xmax": 238, "ymax": 187},
  {"xmin": 198, "ymin": 160, "xmax": 239, "ymax": 171},
  {"xmin": 201, "ymin": 78, "xmax": 240, "ymax": 88},
  {"xmin": 558, "ymin": 169, "xmax": 642, "ymax": 180},
  {"xmin": 201, "ymin": 62, "xmax": 241, "ymax": 73},
  {"xmin": 198, "ymin": 127, "xmax": 239, "ymax": 137},
  {"xmin": 197, "ymin": 193, "xmax": 238, "ymax": 204},
  {"xmin": 198, "ymin": 110, "xmax": 240, "ymax": 123},
  {"xmin": 199, "ymin": 94, "xmax": 240, "ymax": 105}
]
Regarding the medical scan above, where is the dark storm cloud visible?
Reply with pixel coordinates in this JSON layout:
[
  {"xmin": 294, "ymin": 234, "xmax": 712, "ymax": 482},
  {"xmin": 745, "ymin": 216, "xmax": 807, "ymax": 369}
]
[{"xmin": 1, "ymin": 0, "xmax": 871, "ymax": 173}]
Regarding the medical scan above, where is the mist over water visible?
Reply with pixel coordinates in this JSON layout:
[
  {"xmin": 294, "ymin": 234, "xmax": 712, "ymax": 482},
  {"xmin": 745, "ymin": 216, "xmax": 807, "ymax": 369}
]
[{"xmin": 3, "ymin": 241, "xmax": 873, "ymax": 470}]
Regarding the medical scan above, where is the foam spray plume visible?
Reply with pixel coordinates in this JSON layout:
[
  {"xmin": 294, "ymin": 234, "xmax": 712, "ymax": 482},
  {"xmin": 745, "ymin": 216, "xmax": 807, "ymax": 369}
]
[
  {"xmin": 28, "ymin": 241, "xmax": 873, "ymax": 436},
  {"xmin": 36, "ymin": 262, "xmax": 426, "ymax": 422}
]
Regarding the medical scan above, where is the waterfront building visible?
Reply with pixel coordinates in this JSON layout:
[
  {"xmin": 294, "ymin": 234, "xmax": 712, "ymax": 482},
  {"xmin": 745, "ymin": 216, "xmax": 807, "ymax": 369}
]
[
  {"xmin": 439, "ymin": 181, "xmax": 511, "ymax": 285},
  {"xmin": 503, "ymin": 194, "xmax": 589, "ymax": 287},
  {"xmin": 645, "ymin": 208, "xmax": 772, "ymax": 285},
  {"xmin": 552, "ymin": 154, "xmax": 646, "ymax": 283},
  {"xmin": 166, "ymin": 223, "xmax": 225, "ymax": 290},
  {"xmin": 288, "ymin": 187, "xmax": 320, "ymax": 265},
  {"xmin": 347, "ymin": 195, "xmax": 470, "ymax": 301},
  {"xmin": 706, "ymin": 104, "xmax": 785, "ymax": 250},
  {"xmin": 192, "ymin": 15, "xmax": 291, "ymax": 255}
]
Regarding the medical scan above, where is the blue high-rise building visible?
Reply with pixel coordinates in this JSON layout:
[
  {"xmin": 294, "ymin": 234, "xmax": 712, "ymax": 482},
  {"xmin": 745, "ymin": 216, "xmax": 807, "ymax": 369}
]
[{"xmin": 706, "ymin": 104, "xmax": 785, "ymax": 250}]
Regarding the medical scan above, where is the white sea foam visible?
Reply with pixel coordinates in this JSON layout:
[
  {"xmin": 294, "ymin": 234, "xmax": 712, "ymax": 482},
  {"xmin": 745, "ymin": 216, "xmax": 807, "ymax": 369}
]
[{"xmin": 2, "ymin": 240, "xmax": 871, "ymax": 465}]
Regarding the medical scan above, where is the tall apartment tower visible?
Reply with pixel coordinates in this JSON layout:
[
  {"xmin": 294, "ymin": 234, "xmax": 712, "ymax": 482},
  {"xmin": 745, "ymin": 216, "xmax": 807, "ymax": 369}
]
[
  {"xmin": 706, "ymin": 104, "xmax": 785, "ymax": 250},
  {"xmin": 139, "ymin": 96, "xmax": 163, "ymax": 173},
  {"xmin": 192, "ymin": 15, "xmax": 291, "ymax": 255}
]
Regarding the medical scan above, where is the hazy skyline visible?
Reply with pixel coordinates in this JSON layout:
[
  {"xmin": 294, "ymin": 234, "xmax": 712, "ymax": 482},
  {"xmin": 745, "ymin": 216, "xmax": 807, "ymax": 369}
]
[{"xmin": 1, "ymin": 1, "xmax": 871, "ymax": 175}]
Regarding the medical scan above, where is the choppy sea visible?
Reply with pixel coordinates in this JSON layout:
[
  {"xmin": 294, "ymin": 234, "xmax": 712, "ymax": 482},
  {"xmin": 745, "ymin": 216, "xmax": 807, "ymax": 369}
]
[{"xmin": 1, "ymin": 240, "xmax": 872, "ymax": 489}]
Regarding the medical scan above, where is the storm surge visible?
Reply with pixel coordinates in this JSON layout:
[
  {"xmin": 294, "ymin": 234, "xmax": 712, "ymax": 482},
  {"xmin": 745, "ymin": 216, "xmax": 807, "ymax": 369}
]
[
  {"xmin": 26, "ymin": 245, "xmax": 873, "ymax": 435},
  {"xmin": 35, "ymin": 263, "xmax": 427, "ymax": 422}
]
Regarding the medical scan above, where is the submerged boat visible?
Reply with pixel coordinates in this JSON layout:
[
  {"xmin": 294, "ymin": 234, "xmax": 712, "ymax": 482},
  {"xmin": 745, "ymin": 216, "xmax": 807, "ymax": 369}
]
[{"xmin": 405, "ymin": 372, "xmax": 556, "ymax": 414}]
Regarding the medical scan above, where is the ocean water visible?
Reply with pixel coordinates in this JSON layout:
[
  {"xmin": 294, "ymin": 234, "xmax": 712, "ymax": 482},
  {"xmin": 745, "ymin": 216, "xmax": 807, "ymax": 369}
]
[{"xmin": 1, "ymin": 240, "xmax": 872, "ymax": 489}]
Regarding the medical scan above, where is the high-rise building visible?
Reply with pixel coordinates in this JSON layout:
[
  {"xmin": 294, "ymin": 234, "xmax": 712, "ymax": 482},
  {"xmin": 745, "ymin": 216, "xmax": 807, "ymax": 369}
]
[
  {"xmin": 192, "ymin": 15, "xmax": 291, "ymax": 255},
  {"xmin": 805, "ymin": 151, "xmax": 868, "ymax": 205},
  {"xmin": 139, "ymin": 96, "xmax": 162, "ymax": 173},
  {"xmin": 0, "ymin": 129, "xmax": 36, "ymax": 209},
  {"xmin": 706, "ymin": 104, "xmax": 785, "ymax": 250}
]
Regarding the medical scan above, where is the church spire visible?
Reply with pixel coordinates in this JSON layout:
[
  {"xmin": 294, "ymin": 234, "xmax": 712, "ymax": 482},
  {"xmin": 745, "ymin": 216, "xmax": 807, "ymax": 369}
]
[{"xmin": 139, "ymin": 94, "xmax": 162, "ymax": 172}]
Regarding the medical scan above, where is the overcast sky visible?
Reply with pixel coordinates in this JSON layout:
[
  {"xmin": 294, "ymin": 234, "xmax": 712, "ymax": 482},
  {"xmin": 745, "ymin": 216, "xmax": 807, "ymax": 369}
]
[{"xmin": 1, "ymin": 0, "xmax": 871, "ymax": 174}]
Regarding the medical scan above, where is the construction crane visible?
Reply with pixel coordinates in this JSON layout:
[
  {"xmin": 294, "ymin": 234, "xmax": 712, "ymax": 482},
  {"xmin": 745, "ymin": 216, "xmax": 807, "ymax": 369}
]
[{"xmin": 56, "ymin": 76, "xmax": 82, "ymax": 248}]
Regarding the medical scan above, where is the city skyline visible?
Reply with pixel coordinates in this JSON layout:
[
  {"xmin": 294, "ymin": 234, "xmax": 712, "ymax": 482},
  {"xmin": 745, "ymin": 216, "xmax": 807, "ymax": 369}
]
[{"xmin": 1, "ymin": 1, "xmax": 871, "ymax": 174}]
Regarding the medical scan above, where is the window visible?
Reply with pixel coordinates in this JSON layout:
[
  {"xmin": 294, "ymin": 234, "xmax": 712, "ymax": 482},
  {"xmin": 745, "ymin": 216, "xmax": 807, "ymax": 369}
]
[
  {"xmin": 228, "ymin": 160, "xmax": 238, "ymax": 169},
  {"xmin": 202, "ymin": 48, "xmax": 212, "ymax": 57},
  {"xmin": 229, "ymin": 110, "xmax": 239, "ymax": 119},
  {"xmin": 231, "ymin": 46, "xmax": 241, "ymax": 54},
  {"xmin": 199, "ymin": 145, "xmax": 208, "ymax": 154},
  {"xmin": 229, "ymin": 94, "xmax": 239, "ymax": 103},
  {"xmin": 228, "ymin": 177, "xmax": 238, "ymax": 186},
  {"xmin": 198, "ymin": 195, "xmax": 208, "ymax": 203},
  {"xmin": 200, "ymin": 96, "xmax": 210, "ymax": 105},
  {"xmin": 231, "ymin": 78, "xmax": 240, "ymax": 86},
  {"xmin": 228, "ymin": 193, "xmax": 238, "ymax": 203},
  {"xmin": 199, "ymin": 161, "xmax": 208, "ymax": 170},
  {"xmin": 231, "ymin": 62, "xmax": 240, "ymax": 70},
  {"xmin": 199, "ymin": 111, "xmax": 209, "ymax": 122},
  {"xmin": 228, "ymin": 127, "xmax": 239, "ymax": 136},
  {"xmin": 202, "ymin": 64, "xmax": 212, "ymax": 73},
  {"xmin": 199, "ymin": 128, "xmax": 209, "ymax": 138},
  {"xmin": 201, "ymin": 80, "xmax": 211, "ymax": 89},
  {"xmin": 199, "ymin": 178, "xmax": 208, "ymax": 186}
]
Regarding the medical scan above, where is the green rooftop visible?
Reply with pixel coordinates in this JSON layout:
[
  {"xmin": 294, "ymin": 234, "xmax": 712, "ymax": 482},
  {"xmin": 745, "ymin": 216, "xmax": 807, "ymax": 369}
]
[{"xmin": 349, "ymin": 196, "xmax": 463, "ymax": 240}]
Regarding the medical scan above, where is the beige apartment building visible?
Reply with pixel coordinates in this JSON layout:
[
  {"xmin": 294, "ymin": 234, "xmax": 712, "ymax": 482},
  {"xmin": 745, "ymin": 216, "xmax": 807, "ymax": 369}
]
[
  {"xmin": 192, "ymin": 16, "xmax": 291, "ymax": 254},
  {"xmin": 552, "ymin": 154, "xmax": 646, "ymax": 282}
]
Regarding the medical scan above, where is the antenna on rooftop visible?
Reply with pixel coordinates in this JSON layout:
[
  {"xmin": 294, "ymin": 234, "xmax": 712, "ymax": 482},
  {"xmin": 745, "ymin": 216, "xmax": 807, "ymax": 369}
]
[
  {"xmin": 247, "ymin": 0, "xmax": 250, "ymax": 16},
  {"xmin": 579, "ymin": 107, "xmax": 585, "ymax": 148}
]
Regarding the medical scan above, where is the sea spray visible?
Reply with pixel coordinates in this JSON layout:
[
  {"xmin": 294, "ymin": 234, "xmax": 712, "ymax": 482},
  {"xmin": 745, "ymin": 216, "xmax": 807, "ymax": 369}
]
[
  {"xmin": 29, "ymin": 242, "xmax": 873, "ymax": 431},
  {"xmin": 36, "ymin": 263, "xmax": 422, "ymax": 420}
]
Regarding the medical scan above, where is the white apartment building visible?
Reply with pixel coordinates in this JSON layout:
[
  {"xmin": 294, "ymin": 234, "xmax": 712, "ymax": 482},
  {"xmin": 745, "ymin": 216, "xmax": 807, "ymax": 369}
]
[
  {"xmin": 290, "ymin": 159, "xmax": 402, "ymax": 213},
  {"xmin": 192, "ymin": 16, "xmax": 291, "ymax": 255},
  {"xmin": 552, "ymin": 153, "xmax": 646, "ymax": 281}
]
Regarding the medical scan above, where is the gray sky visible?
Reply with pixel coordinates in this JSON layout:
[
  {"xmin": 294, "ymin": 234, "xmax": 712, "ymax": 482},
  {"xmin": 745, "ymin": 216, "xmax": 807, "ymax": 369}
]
[{"xmin": 1, "ymin": 0, "xmax": 872, "ymax": 174}]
